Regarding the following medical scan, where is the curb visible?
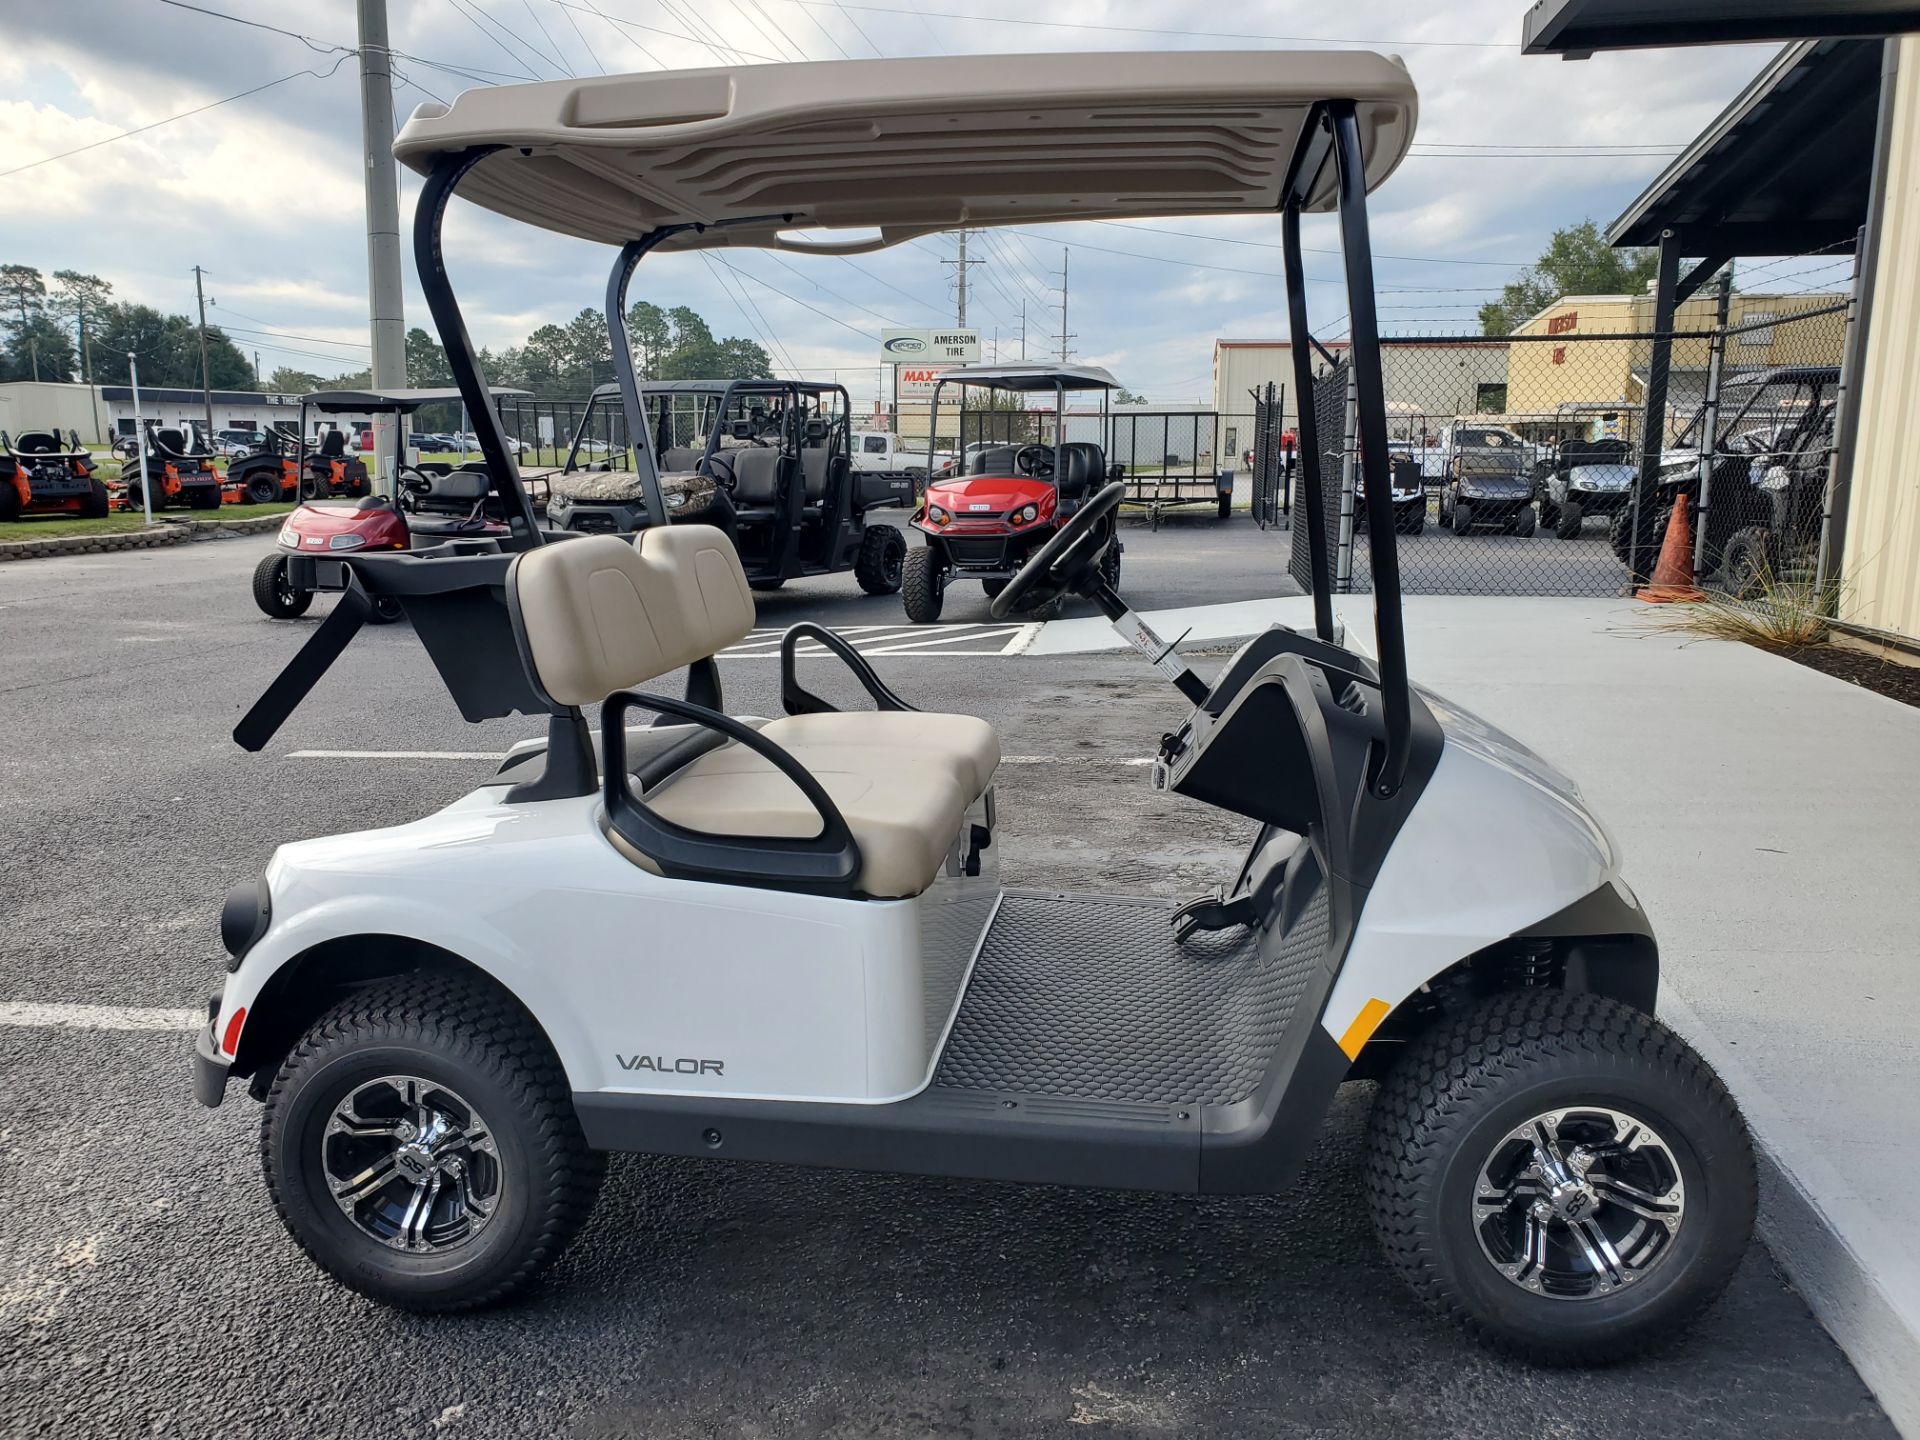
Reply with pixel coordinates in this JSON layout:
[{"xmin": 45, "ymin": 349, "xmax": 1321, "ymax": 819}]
[
  {"xmin": 0, "ymin": 512, "xmax": 282, "ymax": 562},
  {"xmin": 1659, "ymin": 989, "xmax": 1920, "ymax": 1436}
]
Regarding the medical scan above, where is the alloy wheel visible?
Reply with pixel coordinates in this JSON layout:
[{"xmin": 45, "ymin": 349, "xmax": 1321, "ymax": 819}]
[
  {"xmin": 322, "ymin": 1075, "xmax": 503, "ymax": 1252},
  {"xmin": 1472, "ymin": 1105, "xmax": 1686, "ymax": 1299}
]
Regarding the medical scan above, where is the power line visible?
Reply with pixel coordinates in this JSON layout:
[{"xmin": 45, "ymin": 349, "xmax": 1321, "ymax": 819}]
[
  {"xmin": 0, "ymin": 61, "xmax": 347, "ymax": 179},
  {"xmin": 552, "ymin": 0, "xmax": 782, "ymax": 62},
  {"xmin": 1083, "ymin": 220, "xmax": 1537, "ymax": 271},
  {"xmin": 519, "ymin": 0, "xmax": 576, "ymax": 74},
  {"xmin": 442, "ymin": 0, "xmax": 542, "ymax": 78},
  {"xmin": 699, "ymin": 254, "xmax": 801, "ymax": 374},
  {"xmin": 552, "ymin": 0, "xmax": 608, "ymax": 74},
  {"xmin": 760, "ymin": 251, "xmax": 901, "ymax": 327},
  {"xmin": 709, "ymin": 256, "xmax": 880, "ymax": 342}
]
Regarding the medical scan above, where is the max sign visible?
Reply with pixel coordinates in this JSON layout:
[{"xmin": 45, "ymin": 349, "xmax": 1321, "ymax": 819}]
[{"xmin": 882, "ymin": 327, "xmax": 980, "ymax": 364}]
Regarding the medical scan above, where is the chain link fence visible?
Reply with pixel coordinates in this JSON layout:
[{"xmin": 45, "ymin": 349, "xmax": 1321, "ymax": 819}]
[{"xmin": 1263, "ymin": 297, "xmax": 1850, "ymax": 597}]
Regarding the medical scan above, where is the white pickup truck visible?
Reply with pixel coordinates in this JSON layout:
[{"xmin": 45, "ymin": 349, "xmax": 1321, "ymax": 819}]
[{"xmin": 850, "ymin": 430, "xmax": 953, "ymax": 480}]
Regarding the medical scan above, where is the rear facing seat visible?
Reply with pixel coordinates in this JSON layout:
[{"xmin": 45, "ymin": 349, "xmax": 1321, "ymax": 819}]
[{"xmin": 506, "ymin": 528, "xmax": 998, "ymax": 898}]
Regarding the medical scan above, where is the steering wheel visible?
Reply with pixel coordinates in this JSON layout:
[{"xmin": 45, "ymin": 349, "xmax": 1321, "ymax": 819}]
[
  {"xmin": 1013, "ymin": 443, "xmax": 1055, "ymax": 479},
  {"xmin": 397, "ymin": 467, "xmax": 434, "ymax": 512},
  {"xmin": 989, "ymin": 480, "xmax": 1125, "ymax": 620}
]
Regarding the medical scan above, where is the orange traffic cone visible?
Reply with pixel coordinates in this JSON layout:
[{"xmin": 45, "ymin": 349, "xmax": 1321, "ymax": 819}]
[{"xmin": 1636, "ymin": 494, "xmax": 1705, "ymax": 603}]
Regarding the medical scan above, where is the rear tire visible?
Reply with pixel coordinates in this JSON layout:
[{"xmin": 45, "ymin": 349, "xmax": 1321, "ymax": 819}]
[
  {"xmin": 253, "ymin": 553, "xmax": 313, "ymax": 619},
  {"xmin": 901, "ymin": 546, "xmax": 943, "ymax": 623},
  {"xmin": 1218, "ymin": 491, "xmax": 1232, "ymax": 520},
  {"xmin": 246, "ymin": 474, "xmax": 280, "ymax": 505},
  {"xmin": 748, "ymin": 578, "xmax": 785, "ymax": 593},
  {"xmin": 0, "ymin": 483, "xmax": 21, "ymax": 523},
  {"xmin": 981, "ymin": 577, "xmax": 1008, "ymax": 599},
  {"xmin": 261, "ymin": 972, "xmax": 605, "ymax": 1313},
  {"xmin": 1539, "ymin": 496, "xmax": 1560, "ymax": 528},
  {"xmin": 1366, "ymin": 989, "xmax": 1754, "ymax": 1364},
  {"xmin": 854, "ymin": 523, "xmax": 906, "ymax": 595},
  {"xmin": 1717, "ymin": 527, "xmax": 1772, "ymax": 599},
  {"xmin": 369, "ymin": 594, "xmax": 404, "ymax": 625},
  {"xmin": 1514, "ymin": 505, "xmax": 1537, "ymax": 538},
  {"xmin": 1100, "ymin": 542, "xmax": 1122, "ymax": 590},
  {"xmin": 189, "ymin": 486, "xmax": 221, "ymax": 510}
]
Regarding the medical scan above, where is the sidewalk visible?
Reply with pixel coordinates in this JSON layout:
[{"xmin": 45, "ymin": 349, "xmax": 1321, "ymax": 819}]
[{"xmin": 1045, "ymin": 595, "xmax": 1920, "ymax": 1433}]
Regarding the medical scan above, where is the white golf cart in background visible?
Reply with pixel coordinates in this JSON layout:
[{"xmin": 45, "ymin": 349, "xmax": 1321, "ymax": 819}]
[{"xmin": 197, "ymin": 53, "xmax": 1753, "ymax": 1362}]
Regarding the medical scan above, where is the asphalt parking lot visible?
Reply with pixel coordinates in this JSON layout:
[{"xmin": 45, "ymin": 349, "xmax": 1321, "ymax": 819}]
[{"xmin": 0, "ymin": 519, "xmax": 1893, "ymax": 1439}]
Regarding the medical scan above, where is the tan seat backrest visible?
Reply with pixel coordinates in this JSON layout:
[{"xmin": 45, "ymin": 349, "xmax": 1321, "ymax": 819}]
[{"xmin": 510, "ymin": 527, "xmax": 754, "ymax": 706}]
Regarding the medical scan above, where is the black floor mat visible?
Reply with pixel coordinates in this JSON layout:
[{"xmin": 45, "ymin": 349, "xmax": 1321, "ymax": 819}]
[{"xmin": 934, "ymin": 887, "xmax": 1331, "ymax": 1108}]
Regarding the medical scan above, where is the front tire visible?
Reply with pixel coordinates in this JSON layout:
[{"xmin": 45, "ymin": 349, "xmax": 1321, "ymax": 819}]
[
  {"xmin": 81, "ymin": 478, "xmax": 111, "ymax": 519},
  {"xmin": 253, "ymin": 553, "xmax": 313, "ymax": 619},
  {"xmin": 1557, "ymin": 499, "xmax": 1584, "ymax": 540},
  {"xmin": 1366, "ymin": 989, "xmax": 1754, "ymax": 1363},
  {"xmin": 1452, "ymin": 499, "xmax": 1474, "ymax": 537},
  {"xmin": 901, "ymin": 545, "xmax": 944, "ymax": 623},
  {"xmin": 261, "ymin": 972, "xmax": 605, "ymax": 1313},
  {"xmin": 854, "ymin": 523, "xmax": 906, "ymax": 595},
  {"xmin": 1514, "ymin": 505, "xmax": 1537, "ymax": 538}
]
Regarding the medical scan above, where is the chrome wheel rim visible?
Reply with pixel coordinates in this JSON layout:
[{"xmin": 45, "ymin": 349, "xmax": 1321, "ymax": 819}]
[
  {"xmin": 322, "ymin": 1075, "xmax": 502, "ymax": 1252},
  {"xmin": 1472, "ymin": 1106, "xmax": 1686, "ymax": 1299}
]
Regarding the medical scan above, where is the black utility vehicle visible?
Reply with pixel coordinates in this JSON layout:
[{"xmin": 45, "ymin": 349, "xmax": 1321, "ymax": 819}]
[{"xmin": 549, "ymin": 378, "xmax": 908, "ymax": 595}]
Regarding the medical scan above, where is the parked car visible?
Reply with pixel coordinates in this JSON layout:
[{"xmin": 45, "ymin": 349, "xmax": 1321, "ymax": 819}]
[{"xmin": 852, "ymin": 428, "xmax": 951, "ymax": 481}]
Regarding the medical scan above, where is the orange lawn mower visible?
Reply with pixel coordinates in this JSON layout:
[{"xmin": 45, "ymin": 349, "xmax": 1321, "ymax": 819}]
[
  {"xmin": 0, "ymin": 428, "xmax": 111, "ymax": 522},
  {"xmin": 222, "ymin": 428, "xmax": 302, "ymax": 505},
  {"xmin": 118, "ymin": 423, "xmax": 224, "ymax": 511}
]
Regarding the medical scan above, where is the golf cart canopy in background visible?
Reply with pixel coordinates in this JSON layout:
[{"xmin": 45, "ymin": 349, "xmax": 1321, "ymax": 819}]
[
  {"xmin": 302, "ymin": 387, "xmax": 527, "ymax": 414},
  {"xmin": 237, "ymin": 52, "xmax": 1423, "ymax": 803}
]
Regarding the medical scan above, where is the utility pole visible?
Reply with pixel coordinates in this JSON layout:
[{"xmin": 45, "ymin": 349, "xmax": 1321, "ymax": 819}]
[
  {"xmin": 193, "ymin": 265, "xmax": 216, "ymax": 444},
  {"xmin": 1055, "ymin": 248, "xmax": 1074, "ymax": 361},
  {"xmin": 357, "ymin": 0, "xmax": 407, "ymax": 491},
  {"xmin": 942, "ymin": 229, "xmax": 981, "ymax": 327}
]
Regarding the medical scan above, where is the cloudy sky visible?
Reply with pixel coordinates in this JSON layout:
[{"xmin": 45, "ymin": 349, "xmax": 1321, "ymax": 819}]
[{"xmin": 1, "ymin": 0, "xmax": 1818, "ymax": 407}]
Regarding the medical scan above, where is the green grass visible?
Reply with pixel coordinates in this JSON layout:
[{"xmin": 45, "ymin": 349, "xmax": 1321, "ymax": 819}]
[{"xmin": 1, "ymin": 500, "xmax": 295, "ymax": 541}]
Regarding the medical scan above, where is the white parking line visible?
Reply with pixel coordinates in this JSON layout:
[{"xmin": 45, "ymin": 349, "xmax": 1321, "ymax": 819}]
[{"xmin": 0, "ymin": 1002, "xmax": 197, "ymax": 1032}]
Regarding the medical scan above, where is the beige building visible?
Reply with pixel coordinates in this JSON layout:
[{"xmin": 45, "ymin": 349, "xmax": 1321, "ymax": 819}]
[
  {"xmin": 1839, "ymin": 35, "xmax": 1920, "ymax": 645},
  {"xmin": 1212, "ymin": 338, "xmax": 1510, "ymax": 432},
  {"xmin": 1507, "ymin": 290, "xmax": 1847, "ymax": 432}
]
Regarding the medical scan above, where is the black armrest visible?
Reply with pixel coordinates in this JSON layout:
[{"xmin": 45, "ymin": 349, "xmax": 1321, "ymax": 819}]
[
  {"xmin": 603, "ymin": 690, "xmax": 862, "ymax": 894},
  {"xmin": 779, "ymin": 621, "xmax": 917, "ymax": 716},
  {"xmin": 232, "ymin": 568, "xmax": 372, "ymax": 751}
]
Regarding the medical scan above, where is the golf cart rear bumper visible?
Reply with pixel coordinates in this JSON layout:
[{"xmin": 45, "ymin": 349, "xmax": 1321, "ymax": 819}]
[{"xmin": 193, "ymin": 1022, "xmax": 230, "ymax": 1108}]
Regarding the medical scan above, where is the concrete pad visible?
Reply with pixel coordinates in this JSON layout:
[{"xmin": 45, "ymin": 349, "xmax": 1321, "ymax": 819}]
[
  {"xmin": 1029, "ymin": 595, "xmax": 1377, "ymax": 655},
  {"xmin": 1396, "ymin": 596, "xmax": 1920, "ymax": 1436}
]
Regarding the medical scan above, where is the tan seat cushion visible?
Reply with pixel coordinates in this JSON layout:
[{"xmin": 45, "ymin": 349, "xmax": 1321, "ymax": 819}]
[
  {"xmin": 638, "ymin": 741, "xmax": 973, "ymax": 898},
  {"xmin": 759, "ymin": 712, "xmax": 999, "ymax": 799}
]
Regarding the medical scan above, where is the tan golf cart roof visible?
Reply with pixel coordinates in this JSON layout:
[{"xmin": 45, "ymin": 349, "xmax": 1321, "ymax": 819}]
[
  {"xmin": 934, "ymin": 363, "xmax": 1124, "ymax": 393},
  {"xmin": 393, "ymin": 51, "xmax": 1417, "ymax": 251}
]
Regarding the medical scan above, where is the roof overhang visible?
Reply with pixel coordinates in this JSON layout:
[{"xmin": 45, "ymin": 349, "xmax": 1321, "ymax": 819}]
[
  {"xmin": 392, "ymin": 52, "xmax": 1417, "ymax": 251},
  {"xmin": 301, "ymin": 387, "xmax": 530, "ymax": 413},
  {"xmin": 1606, "ymin": 38, "xmax": 1882, "ymax": 253},
  {"xmin": 1522, "ymin": 0, "xmax": 1920, "ymax": 54}
]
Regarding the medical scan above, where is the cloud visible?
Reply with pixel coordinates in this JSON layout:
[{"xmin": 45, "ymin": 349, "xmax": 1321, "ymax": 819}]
[{"xmin": 0, "ymin": 0, "xmax": 1810, "ymax": 402}]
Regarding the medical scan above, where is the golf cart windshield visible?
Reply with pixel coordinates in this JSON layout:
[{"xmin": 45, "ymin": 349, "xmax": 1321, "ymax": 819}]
[{"xmin": 238, "ymin": 51, "xmax": 1423, "ymax": 795}]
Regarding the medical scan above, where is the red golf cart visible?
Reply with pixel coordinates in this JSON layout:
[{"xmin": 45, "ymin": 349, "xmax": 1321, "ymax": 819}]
[
  {"xmin": 253, "ymin": 387, "xmax": 525, "ymax": 621},
  {"xmin": 903, "ymin": 363, "xmax": 1125, "ymax": 622}
]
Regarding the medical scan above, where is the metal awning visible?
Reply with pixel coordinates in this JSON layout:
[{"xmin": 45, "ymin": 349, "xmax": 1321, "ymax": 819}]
[
  {"xmin": 1607, "ymin": 38, "xmax": 1883, "ymax": 254},
  {"xmin": 302, "ymin": 387, "xmax": 530, "ymax": 413},
  {"xmin": 392, "ymin": 52, "xmax": 1417, "ymax": 250},
  {"xmin": 933, "ymin": 363, "xmax": 1124, "ymax": 393},
  {"xmin": 1522, "ymin": 0, "xmax": 1920, "ymax": 54}
]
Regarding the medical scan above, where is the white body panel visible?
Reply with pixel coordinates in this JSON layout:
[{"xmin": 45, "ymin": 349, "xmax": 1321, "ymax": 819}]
[
  {"xmin": 1320, "ymin": 690, "xmax": 1633, "ymax": 1042},
  {"xmin": 218, "ymin": 786, "xmax": 996, "ymax": 1105}
]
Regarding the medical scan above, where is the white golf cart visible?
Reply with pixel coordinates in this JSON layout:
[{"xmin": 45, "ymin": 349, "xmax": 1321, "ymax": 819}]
[{"xmin": 197, "ymin": 53, "xmax": 1753, "ymax": 1361}]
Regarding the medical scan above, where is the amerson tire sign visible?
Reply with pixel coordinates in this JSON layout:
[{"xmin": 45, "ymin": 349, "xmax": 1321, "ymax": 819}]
[{"xmin": 883, "ymin": 328, "xmax": 981, "ymax": 397}]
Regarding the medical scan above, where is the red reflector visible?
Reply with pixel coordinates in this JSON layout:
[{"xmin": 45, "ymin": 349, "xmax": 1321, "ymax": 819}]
[{"xmin": 221, "ymin": 1006, "xmax": 247, "ymax": 1056}]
